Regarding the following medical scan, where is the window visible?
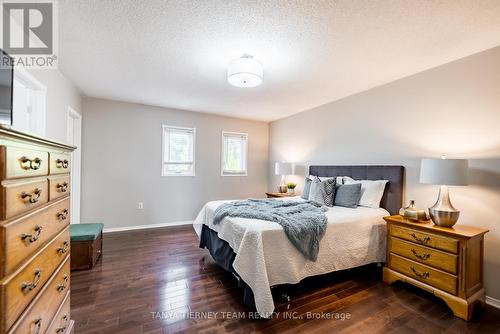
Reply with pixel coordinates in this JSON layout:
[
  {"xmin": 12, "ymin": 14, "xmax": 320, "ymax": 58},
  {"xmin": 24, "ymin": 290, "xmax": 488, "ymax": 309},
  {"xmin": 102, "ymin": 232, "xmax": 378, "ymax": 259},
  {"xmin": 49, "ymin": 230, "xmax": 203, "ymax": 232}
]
[
  {"xmin": 162, "ymin": 125, "xmax": 195, "ymax": 176},
  {"xmin": 221, "ymin": 131, "xmax": 248, "ymax": 176}
]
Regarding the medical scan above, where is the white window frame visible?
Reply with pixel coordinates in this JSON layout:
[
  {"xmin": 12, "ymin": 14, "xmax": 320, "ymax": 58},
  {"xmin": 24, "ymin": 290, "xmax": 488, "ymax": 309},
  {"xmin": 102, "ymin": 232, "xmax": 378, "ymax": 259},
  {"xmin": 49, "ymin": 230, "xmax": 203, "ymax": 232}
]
[
  {"xmin": 221, "ymin": 131, "xmax": 248, "ymax": 177},
  {"xmin": 161, "ymin": 125, "xmax": 196, "ymax": 177}
]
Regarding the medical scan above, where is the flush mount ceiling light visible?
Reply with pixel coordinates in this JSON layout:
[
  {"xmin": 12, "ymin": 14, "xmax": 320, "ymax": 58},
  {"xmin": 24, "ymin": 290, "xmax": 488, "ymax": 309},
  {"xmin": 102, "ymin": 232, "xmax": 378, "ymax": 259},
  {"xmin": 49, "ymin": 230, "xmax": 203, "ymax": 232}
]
[{"xmin": 227, "ymin": 55, "xmax": 263, "ymax": 88}]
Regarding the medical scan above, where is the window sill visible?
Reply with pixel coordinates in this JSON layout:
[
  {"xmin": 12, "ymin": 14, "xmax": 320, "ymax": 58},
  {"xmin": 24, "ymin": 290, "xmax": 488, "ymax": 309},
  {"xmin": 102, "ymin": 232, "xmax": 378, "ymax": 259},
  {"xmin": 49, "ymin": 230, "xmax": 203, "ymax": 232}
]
[{"xmin": 221, "ymin": 172, "xmax": 248, "ymax": 177}]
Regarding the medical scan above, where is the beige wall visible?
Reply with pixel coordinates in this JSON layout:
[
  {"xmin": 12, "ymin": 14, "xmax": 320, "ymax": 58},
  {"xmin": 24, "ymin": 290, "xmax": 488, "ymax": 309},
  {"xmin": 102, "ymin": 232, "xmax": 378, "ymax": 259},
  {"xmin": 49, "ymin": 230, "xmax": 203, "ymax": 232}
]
[
  {"xmin": 28, "ymin": 69, "xmax": 82, "ymax": 143},
  {"xmin": 269, "ymin": 46, "xmax": 500, "ymax": 300},
  {"xmin": 81, "ymin": 97, "xmax": 269, "ymax": 229}
]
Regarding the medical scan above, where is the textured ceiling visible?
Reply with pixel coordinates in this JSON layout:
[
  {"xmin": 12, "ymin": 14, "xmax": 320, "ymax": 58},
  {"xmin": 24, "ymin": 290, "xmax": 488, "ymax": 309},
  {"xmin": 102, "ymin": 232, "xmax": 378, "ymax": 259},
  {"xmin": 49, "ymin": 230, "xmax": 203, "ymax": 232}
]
[{"xmin": 59, "ymin": 0, "xmax": 500, "ymax": 122}]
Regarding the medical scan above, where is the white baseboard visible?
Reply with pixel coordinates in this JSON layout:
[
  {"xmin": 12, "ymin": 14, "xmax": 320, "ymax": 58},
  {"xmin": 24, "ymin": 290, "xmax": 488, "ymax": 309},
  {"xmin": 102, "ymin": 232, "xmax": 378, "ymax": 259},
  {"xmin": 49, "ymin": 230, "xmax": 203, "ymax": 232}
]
[
  {"xmin": 103, "ymin": 221, "xmax": 193, "ymax": 233},
  {"xmin": 486, "ymin": 296, "xmax": 500, "ymax": 309}
]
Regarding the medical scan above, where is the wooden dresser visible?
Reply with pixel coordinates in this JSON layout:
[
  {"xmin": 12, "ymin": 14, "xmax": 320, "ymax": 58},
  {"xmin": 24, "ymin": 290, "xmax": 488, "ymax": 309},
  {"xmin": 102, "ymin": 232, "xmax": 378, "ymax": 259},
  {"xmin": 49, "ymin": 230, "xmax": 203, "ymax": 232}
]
[
  {"xmin": 383, "ymin": 215, "xmax": 489, "ymax": 320},
  {"xmin": 0, "ymin": 127, "xmax": 75, "ymax": 334}
]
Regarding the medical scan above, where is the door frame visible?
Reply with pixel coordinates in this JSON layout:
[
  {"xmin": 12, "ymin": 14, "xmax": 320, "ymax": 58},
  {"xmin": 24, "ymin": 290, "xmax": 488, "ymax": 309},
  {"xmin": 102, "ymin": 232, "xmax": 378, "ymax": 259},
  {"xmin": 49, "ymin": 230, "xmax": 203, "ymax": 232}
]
[{"xmin": 67, "ymin": 106, "xmax": 82, "ymax": 224}]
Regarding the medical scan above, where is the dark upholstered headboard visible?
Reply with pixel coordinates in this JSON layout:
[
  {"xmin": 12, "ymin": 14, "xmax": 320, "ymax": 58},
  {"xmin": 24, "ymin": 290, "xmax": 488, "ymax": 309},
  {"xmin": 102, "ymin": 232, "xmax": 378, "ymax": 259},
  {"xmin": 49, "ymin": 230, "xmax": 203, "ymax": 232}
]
[{"xmin": 309, "ymin": 165, "xmax": 405, "ymax": 215}]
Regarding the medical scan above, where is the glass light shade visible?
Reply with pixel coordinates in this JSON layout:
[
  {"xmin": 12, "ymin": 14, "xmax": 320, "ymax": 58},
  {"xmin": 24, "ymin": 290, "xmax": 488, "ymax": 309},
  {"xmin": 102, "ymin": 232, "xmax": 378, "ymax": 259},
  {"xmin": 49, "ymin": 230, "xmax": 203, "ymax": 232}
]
[{"xmin": 227, "ymin": 55, "xmax": 263, "ymax": 88}]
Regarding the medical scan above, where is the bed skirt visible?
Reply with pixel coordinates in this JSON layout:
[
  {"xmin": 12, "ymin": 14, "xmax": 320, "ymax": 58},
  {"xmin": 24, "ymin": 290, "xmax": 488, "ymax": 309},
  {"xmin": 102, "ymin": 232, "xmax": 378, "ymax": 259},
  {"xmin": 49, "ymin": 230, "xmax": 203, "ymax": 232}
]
[{"xmin": 199, "ymin": 224, "xmax": 257, "ymax": 312}]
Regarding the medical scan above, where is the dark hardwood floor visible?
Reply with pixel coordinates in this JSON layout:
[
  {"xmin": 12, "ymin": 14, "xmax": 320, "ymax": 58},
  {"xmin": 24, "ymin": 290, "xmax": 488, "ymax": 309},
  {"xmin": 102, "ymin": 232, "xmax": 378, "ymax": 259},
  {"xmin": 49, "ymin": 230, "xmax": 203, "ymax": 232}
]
[{"xmin": 71, "ymin": 225, "xmax": 500, "ymax": 334}]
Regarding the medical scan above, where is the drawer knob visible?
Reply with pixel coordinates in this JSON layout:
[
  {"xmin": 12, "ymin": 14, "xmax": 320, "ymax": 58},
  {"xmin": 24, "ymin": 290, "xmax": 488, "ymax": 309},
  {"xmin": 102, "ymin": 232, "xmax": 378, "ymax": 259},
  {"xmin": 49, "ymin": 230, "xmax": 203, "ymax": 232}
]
[
  {"xmin": 56, "ymin": 315, "xmax": 69, "ymax": 333},
  {"xmin": 57, "ymin": 209, "xmax": 69, "ymax": 221},
  {"xmin": 33, "ymin": 317, "xmax": 42, "ymax": 334},
  {"xmin": 411, "ymin": 249, "xmax": 431, "ymax": 260},
  {"xmin": 56, "ymin": 273, "xmax": 69, "ymax": 292},
  {"xmin": 57, "ymin": 182, "xmax": 69, "ymax": 193},
  {"xmin": 21, "ymin": 268, "xmax": 42, "ymax": 291},
  {"xmin": 410, "ymin": 266, "xmax": 429, "ymax": 279},
  {"xmin": 21, "ymin": 225, "xmax": 43, "ymax": 244},
  {"xmin": 56, "ymin": 159, "xmax": 69, "ymax": 169},
  {"xmin": 21, "ymin": 188, "xmax": 42, "ymax": 204},
  {"xmin": 57, "ymin": 241, "xmax": 69, "ymax": 254},
  {"xmin": 20, "ymin": 156, "xmax": 43, "ymax": 170},
  {"xmin": 410, "ymin": 233, "xmax": 430, "ymax": 245}
]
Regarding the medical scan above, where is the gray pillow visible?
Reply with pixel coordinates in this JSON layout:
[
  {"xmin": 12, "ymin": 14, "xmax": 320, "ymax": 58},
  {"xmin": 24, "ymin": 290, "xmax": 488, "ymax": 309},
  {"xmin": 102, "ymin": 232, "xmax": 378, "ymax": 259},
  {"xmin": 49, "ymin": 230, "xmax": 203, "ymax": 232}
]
[
  {"xmin": 334, "ymin": 183, "xmax": 362, "ymax": 208},
  {"xmin": 308, "ymin": 177, "xmax": 336, "ymax": 207},
  {"xmin": 301, "ymin": 177, "xmax": 312, "ymax": 199}
]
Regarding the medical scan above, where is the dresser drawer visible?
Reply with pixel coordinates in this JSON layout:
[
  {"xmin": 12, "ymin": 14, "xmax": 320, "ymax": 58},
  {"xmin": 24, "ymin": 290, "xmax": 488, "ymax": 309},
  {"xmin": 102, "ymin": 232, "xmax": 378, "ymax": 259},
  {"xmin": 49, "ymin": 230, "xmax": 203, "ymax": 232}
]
[
  {"xmin": 48, "ymin": 175, "xmax": 70, "ymax": 201},
  {"xmin": 390, "ymin": 237, "xmax": 458, "ymax": 274},
  {"xmin": 1, "ymin": 146, "xmax": 49, "ymax": 180},
  {"xmin": 6, "ymin": 257, "xmax": 70, "ymax": 334},
  {"xmin": 0, "ymin": 178, "xmax": 49, "ymax": 220},
  {"xmin": 389, "ymin": 253, "xmax": 457, "ymax": 295},
  {"xmin": 49, "ymin": 153, "xmax": 71, "ymax": 175},
  {"xmin": 46, "ymin": 293, "xmax": 71, "ymax": 334},
  {"xmin": 0, "ymin": 198, "xmax": 70, "ymax": 278},
  {"xmin": 390, "ymin": 224, "xmax": 459, "ymax": 254},
  {"xmin": 0, "ymin": 228, "xmax": 70, "ymax": 333}
]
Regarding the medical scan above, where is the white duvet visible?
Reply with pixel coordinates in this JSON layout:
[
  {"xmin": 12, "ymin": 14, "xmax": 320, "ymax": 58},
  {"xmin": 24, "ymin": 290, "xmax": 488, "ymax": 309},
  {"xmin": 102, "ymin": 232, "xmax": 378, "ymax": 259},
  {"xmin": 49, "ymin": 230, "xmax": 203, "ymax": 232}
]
[{"xmin": 193, "ymin": 197, "xmax": 388, "ymax": 317}]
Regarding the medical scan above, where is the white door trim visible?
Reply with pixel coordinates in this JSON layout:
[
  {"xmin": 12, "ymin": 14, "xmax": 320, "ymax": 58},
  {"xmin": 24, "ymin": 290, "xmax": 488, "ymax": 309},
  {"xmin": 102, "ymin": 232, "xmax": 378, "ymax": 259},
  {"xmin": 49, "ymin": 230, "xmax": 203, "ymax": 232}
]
[{"xmin": 67, "ymin": 107, "xmax": 82, "ymax": 225}]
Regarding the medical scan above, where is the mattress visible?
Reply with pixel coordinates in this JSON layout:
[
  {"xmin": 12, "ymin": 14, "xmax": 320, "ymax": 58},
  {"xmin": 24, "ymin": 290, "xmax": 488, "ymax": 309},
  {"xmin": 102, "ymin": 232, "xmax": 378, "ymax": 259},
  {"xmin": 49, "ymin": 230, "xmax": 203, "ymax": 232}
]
[{"xmin": 193, "ymin": 197, "xmax": 389, "ymax": 317}]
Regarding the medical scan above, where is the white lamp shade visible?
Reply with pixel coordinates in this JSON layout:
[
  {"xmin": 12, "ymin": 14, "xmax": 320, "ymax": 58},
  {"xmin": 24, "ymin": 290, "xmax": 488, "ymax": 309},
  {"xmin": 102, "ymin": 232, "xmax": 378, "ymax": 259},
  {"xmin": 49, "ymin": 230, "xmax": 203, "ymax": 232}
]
[
  {"xmin": 227, "ymin": 55, "xmax": 263, "ymax": 88},
  {"xmin": 420, "ymin": 158, "xmax": 468, "ymax": 186},
  {"xmin": 275, "ymin": 162, "xmax": 293, "ymax": 175}
]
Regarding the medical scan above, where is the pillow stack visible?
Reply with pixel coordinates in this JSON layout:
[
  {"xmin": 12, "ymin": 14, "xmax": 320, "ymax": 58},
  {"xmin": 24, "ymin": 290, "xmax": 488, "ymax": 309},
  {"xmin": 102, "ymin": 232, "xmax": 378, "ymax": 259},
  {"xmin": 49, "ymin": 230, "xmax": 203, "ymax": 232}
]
[
  {"xmin": 308, "ymin": 177, "xmax": 335, "ymax": 206},
  {"xmin": 342, "ymin": 177, "xmax": 388, "ymax": 209},
  {"xmin": 301, "ymin": 175, "xmax": 388, "ymax": 209}
]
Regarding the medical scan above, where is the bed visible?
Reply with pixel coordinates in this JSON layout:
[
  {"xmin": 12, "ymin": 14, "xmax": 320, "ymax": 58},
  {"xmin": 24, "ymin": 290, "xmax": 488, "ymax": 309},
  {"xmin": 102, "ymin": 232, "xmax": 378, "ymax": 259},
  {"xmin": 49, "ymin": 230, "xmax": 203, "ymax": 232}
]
[{"xmin": 193, "ymin": 165, "xmax": 404, "ymax": 317}]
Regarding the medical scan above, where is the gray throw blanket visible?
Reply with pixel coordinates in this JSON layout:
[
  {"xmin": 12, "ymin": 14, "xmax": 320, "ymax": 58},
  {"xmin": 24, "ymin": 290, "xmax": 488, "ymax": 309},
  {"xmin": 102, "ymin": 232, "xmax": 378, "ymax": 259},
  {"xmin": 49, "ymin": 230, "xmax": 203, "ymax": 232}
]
[{"xmin": 213, "ymin": 199, "xmax": 328, "ymax": 261}]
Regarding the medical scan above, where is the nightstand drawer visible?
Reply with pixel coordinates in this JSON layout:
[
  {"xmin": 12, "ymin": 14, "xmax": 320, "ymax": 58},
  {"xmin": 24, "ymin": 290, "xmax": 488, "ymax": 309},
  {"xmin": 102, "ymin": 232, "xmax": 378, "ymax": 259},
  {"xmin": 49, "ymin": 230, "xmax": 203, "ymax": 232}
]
[
  {"xmin": 390, "ymin": 237, "xmax": 458, "ymax": 274},
  {"xmin": 390, "ymin": 225, "xmax": 459, "ymax": 254},
  {"xmin": 390, "ymin": 253, "xmax": 457, "ymax": 295}
]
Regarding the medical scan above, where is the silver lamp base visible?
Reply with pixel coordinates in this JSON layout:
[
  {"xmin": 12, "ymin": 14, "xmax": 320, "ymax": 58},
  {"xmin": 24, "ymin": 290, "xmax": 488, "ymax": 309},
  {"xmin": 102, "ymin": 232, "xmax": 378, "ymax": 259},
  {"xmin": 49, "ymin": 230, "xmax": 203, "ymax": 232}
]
[{"xmin": 429, "ymin": 185, "xmax": 460, "ymax": 227}]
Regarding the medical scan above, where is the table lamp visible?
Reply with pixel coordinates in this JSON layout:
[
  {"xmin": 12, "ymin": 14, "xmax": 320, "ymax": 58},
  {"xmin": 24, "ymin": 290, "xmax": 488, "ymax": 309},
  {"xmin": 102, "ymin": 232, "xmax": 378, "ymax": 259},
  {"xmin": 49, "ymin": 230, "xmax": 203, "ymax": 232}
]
[
  {"xmin": 275, "ymin": 162, "xmax": 292, "ymax": 193},
  {"xmin": 419, "ymin": 157, "xmax": 468, "ymax": 227}
]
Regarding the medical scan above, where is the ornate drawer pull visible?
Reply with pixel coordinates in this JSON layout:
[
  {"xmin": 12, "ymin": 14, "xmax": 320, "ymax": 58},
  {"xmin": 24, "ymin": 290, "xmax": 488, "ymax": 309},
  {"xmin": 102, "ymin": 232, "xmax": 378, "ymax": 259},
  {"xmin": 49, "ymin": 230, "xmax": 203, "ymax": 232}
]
[
  {"xmin": 410, "ymin": 233, "xmax": 430, "ymax": 245},
  {"xmin": 411, "ymin": 249, "xmax": 431, "ymax": 260},
  {"xmin": 21, "ymin": 269, "xmax": 42, "ymax": 291},
  {"xmin": 57, "ymin": 241, "xmax": 69, "ymax": 254},
  {"xmin": 33, "ymin": 317, "xmax": 42, "ymax": 334},
  {"xmin": 21, "ymin": 225, "xmax": 43, "ymax": 244},
  {"xmin": 21, "ymin": 188, "xmax": 42, "ymax": 204},
  {"xmin": 56, "ymin": 273, "xmax": 69, "ymax": 292},
  {"xmin": 57, "ymin": 182, "xmax": 69, "ymax": 193},
  {"xmin": 410, "ymin": 266, "xmax": 429, "ymax": 279},
  {"xmin": 56, "ymin": 159, "xmax": 69, "ymax": 169},
  {"xmin": 55, "ymin": 315, "xmax": 69, "ymax": 333},
  {"xmin": 57, "ymin": 209, "xmax": 69, "ymax": 221},
  {"xmin": 20, "ymin": 156, "xmax": 43, "ymax": 170}
]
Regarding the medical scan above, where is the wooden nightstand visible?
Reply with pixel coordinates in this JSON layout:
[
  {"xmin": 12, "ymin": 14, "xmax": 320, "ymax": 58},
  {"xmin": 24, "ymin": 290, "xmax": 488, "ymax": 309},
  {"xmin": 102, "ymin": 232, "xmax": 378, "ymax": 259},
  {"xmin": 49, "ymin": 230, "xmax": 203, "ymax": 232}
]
[
  {"xmin": 383, "ymin": 215, "xmax": 489, "ymax": 320},
  {"xmin": 265, "ymin": 192, "xmax": 295, "ymax": 198}
]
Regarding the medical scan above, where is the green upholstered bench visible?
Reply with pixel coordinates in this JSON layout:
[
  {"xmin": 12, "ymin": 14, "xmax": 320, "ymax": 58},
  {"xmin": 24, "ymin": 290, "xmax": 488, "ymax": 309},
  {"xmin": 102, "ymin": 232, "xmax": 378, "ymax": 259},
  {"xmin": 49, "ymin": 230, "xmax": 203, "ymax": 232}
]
[{"xmin": 70, "ymin": 223, "xmax": 104, "ymax": 270}]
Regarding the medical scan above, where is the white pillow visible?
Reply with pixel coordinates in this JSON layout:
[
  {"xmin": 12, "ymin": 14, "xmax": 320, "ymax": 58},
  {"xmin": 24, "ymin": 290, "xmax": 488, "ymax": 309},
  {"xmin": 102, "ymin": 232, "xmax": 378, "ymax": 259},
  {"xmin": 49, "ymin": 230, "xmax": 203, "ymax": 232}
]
[
  {"xmin": 342, "ymin": 177, "xmax": 388, "ymax": 208},
  {"xmin": 309, "ymin": 175, "xmax": 343, "ymax": 184}
]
